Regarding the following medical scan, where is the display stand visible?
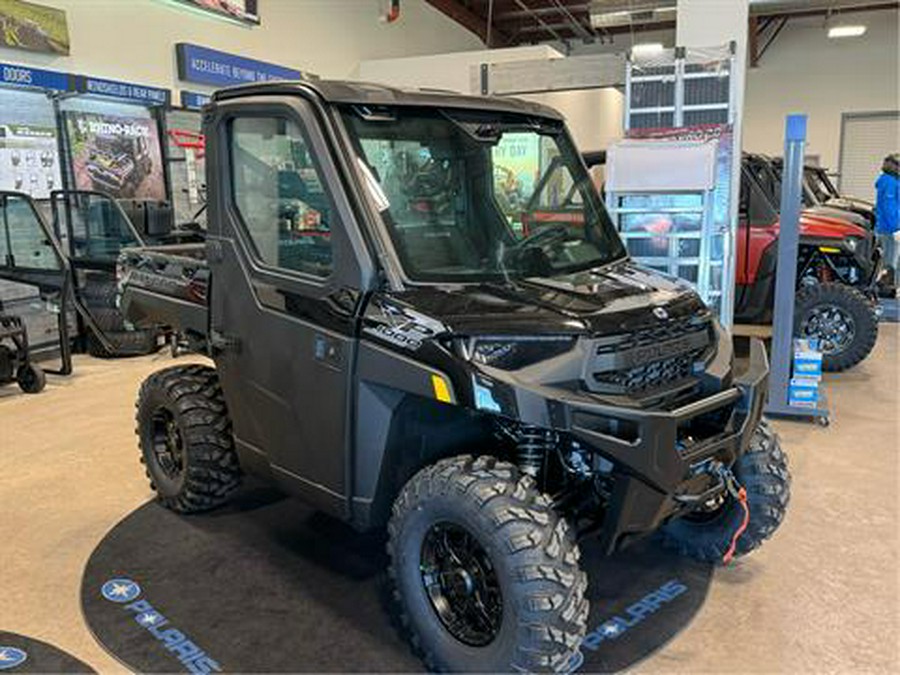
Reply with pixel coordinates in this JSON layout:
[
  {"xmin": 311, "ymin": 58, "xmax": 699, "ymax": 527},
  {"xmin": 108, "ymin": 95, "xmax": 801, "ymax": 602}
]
[
  {"xmin": 764, "ymin": 115, "xmax": 830, "ymax": 425},
  {"xmin": 81, "ymin": 487, "xmax": 714, "ymax": 674}
]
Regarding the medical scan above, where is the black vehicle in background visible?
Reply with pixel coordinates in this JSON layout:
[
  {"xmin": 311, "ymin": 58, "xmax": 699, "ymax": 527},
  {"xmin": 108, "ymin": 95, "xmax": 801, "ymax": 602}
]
[
  {"xmin": 769, "ymin": 157, "xmax": 874, "ymax": 230},
  {"xmin": 119, "ymin": 81, "xmax": 790, "ymax": 673},
  {"xmin": 0, "ymin": 190, "xmax": 160, "ymax": 358},
  {"xmin": 803, "ymin": 163, "xmax": 876, "ymax": 227}
]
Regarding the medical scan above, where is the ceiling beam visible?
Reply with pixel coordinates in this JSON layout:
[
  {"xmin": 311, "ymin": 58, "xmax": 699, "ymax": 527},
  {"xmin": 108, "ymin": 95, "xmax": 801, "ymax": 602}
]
[
  {"xmin": 423, "ymin": 0, "xmax": 513, "ymax": 46},
  {"xmin": 751, "ymin": 1, "xmax": 898, "ymax": 18}
]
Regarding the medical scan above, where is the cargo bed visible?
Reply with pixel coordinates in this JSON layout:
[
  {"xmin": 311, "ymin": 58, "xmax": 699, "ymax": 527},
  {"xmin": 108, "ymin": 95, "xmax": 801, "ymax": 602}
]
[{"xmin": 119, "ymin": 243, "xmax": 210, "ymax": 339}]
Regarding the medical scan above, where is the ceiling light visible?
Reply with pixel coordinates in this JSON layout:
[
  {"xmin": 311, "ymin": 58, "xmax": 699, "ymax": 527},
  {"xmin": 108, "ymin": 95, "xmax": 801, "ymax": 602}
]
[
  {"xmin": 828, "ymin": 25, "xmax": 867, "ymax": 38},
  {"xmin": 631, "ymin": 43, "xmax": 665, "ymax": 56}
]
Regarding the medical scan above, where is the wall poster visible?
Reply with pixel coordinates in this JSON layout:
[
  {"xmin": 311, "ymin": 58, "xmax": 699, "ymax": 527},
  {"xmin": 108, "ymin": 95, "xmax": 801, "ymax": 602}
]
[
  {"xmin": 63, "ymin": 110, "xmax": 166, "ymax": 200},
  {"xmin": 0, "ymin": 89, "xmax": 61, "ymax": 198},
  {"xmin": 0, "ymin": 0, "xmax": 70, "ymax": 55}
]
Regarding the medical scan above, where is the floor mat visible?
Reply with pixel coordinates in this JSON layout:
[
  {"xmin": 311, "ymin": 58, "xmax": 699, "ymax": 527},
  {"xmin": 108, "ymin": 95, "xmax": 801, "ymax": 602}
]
[
  {"xmin": 81, "ymin": 487, "xmax": 713, "ymax": 673},
  {"xmin": 0, "ymin": 632, "xmax": 93, "ymax": 673}
]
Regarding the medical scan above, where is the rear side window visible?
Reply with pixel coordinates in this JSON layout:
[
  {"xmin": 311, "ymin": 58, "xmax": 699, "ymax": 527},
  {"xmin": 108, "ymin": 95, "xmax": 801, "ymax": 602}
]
[{"xmin": 230, "ymin": 116, "xmax": 334, "ymax": 278}]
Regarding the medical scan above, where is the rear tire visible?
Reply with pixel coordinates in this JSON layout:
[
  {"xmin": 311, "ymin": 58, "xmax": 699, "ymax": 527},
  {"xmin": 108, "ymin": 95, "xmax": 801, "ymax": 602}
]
[
  {"xmin": 136, "ymin": 364, "xmax": 240, "ymax": 513},
  {"xmin": 87, "ymin": 328, "xmax": 159, "ymax": 358},
  {"xmin": 794, "ymin": 282, "xmax": 877, "ymax": 372},
  {"xmin": 387, "ymin": 455, "xmax": 588, "ymax": 673},
  {"xmin": 80, "ymin": 275, "xmax": 119, "ymax": 308},
  {"xmin": 89, "ymin": 306, "xmax": 128, "ymax": 332},
  {"xmin": 661, "ymin": 419, "xmax": 790, "ymax": 564}
]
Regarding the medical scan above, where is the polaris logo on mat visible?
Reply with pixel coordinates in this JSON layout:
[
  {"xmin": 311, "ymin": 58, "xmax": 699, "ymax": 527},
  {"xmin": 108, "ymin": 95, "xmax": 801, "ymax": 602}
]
[
  {"xmin": 0, "ymin": 647, "xmax": 27, "ymax": 670},
  {"xmin": 100, "ymin": 578, "xmax": 222, "ymax": 674},
  {"xmin": 563, "ymin": 579, "xmax": 688, "ymax": 673}
]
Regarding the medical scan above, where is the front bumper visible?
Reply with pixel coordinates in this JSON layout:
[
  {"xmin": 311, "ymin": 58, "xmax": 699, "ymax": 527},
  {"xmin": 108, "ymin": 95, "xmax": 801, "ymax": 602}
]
[{"xmin": 475, "ymin": 336, "xmax": 770, "ymax": 554}]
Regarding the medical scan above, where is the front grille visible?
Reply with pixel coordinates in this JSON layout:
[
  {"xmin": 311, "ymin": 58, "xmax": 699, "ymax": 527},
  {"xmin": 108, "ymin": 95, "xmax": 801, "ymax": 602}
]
[
  {"xmin": 587, "ymin": 314, "xmax": 713, "ymax": 397},
  {"xmin": 594, "ymin": 346, "xmax": 708, "ymax": 394}
]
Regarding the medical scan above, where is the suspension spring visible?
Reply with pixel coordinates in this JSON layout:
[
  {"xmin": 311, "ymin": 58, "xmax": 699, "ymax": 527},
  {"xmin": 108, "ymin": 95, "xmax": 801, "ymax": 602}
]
[{"xmin": 516, "ymin": 426, "xmax": 555, "ymax": 478}]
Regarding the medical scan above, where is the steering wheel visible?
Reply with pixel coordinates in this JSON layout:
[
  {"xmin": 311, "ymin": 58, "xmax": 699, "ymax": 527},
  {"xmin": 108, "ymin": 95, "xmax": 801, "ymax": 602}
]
[{"xmin": 510, "ymin": 224, "xmax": 570, "ymax": 252}]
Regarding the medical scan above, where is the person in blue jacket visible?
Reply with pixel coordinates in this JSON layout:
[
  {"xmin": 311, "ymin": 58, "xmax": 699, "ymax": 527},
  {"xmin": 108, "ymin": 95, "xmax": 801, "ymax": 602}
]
[{"xmin": 875, "ymin": 153, "xmax": 900, "ymax": 279}]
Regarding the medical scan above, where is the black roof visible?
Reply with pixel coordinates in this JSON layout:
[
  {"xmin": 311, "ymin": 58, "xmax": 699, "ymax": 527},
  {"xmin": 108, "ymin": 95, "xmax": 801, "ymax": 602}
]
[{"xmin": 211, "ymin": 79, "xmax": 563, "ymax": 120}]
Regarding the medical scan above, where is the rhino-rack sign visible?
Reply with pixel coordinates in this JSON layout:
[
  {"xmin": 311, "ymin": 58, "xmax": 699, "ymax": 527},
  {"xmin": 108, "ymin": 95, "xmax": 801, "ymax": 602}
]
[
  {"xmin": 180, "ymin": 90, "xmax": 211, "ymax": 111},
  {"xmin": 0, "ymin": 61, "xmax": 72, "ymax": 91},
  {"xmin": 176, "ymin": 42, "xmax": 306, "ymax": 87},
  {"xmin": 75, "ymin": 76, "xmax": 171, "ymax": 106}
]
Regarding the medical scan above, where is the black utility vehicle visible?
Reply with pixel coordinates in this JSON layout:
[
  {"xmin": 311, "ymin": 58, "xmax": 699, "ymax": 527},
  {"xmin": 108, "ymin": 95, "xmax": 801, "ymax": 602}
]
[{"xmin": 120, "ymin": 81, "xmax": 790, "ymax": 673}]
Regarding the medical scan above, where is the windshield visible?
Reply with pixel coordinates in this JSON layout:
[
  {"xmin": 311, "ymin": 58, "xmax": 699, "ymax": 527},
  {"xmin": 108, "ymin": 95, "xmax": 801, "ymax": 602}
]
[{"xmin": 342, "ymin": 106, "xmax": 625, "ymax": 283}]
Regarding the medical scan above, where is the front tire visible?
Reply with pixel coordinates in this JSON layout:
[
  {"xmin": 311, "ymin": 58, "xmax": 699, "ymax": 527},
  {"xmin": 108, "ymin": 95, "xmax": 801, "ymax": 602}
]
[
  {"xmin": 136, "ymin": 364, "xmax": 240, "ymax": 513},
  {"xmin": 387, "ymin": 455, "xmax": 588, "ymax": 673},
  {"xmin": 662, "ymin": 419, "xmax": 790, "ymax": 564},
  {"xmin": 795, "ymin": 282, "xmax": 878, "ymax": 372}
]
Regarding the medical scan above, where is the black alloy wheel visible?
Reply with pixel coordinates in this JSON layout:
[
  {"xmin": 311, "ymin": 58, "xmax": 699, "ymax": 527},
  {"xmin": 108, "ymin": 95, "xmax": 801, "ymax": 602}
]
[
  {"xmin": 798, "ymin": 303, "xmax": 856, "ymax": 355},
  {"xmin": 149, "ymin": 408, "xmax": 186, "ymax": 482},
  {"xmin": 420, "ymin": 522, "xmax": 503, "ymax": 647},
  {"xmin": 794, "ymin": 282, "xmax": 878, "ymax": 371}
]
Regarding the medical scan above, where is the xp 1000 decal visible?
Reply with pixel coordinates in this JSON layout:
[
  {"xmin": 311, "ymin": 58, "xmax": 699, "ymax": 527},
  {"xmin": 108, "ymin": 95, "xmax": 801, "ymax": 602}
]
[
  {"xmin": 100, "ymin": 578, "xmax": 221, "ymax": 674},
  {"xmin": 364, "ymin": 300, "xmax": 446, "ymax": 351}
]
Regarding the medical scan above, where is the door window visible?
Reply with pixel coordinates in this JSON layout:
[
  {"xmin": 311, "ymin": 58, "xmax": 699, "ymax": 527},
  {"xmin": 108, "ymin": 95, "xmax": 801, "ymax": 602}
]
[
  {"xmin": 53, "ymin": 192, "xmax": 140, "ymax": 261},
  {"xmin": 230, "ymin": 116, "xmax": 334, "ymax": 278},
  {"xmin": 1, "ymin": 194, "xmax": 61, "ymax": 270}
]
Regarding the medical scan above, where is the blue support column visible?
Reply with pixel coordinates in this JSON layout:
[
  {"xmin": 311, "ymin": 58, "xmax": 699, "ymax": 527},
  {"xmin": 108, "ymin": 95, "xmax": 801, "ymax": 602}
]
[{"xmin": 765, "ymin": 114, "xmax": 829, "ymax": 423}]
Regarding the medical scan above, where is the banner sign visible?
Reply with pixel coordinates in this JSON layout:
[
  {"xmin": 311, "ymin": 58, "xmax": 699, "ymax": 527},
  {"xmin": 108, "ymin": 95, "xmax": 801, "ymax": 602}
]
[
  {"xmin": 76, "ymin": 76, "xmax": 171, "ymax": 106},
  {"xmin": 0, "ymin": 0, "xmax": 70, "ymax": 55},
  {"xmin": 0, "ymin": 61, "xmax": 71, "ymax": 91},
  {"xmin": 176, "ymin": 42, "xmax": 303, "ymax": 87},
  {"xmin": 180, "ymin": 90, "xmax": 211, "ymax": 110}
]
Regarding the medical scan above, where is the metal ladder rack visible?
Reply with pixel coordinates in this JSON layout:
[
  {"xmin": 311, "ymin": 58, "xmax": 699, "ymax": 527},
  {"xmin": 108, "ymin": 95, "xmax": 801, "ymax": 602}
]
[{"xmin": 608, "ymin": 44, "xmax": 738, "ymax": 325}]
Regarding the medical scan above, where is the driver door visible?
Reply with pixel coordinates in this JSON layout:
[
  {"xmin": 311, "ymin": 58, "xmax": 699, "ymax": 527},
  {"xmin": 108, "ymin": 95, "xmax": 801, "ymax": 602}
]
[{"xmin": 207, "ymin": 96, "xmax": 373, "ymax": 517}]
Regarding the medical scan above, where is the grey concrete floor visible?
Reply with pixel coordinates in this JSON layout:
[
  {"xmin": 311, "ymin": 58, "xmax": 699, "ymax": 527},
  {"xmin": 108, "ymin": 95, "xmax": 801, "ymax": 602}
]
[{"xmin": 1, "ymin": 328, "xmax": 898, "ymax": 674}]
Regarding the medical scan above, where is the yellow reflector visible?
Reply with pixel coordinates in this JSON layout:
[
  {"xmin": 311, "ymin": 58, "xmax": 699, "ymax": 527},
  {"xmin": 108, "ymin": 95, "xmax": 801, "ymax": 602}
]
[
  {"xmin": 431, "ymin": 374, "xmax": 452, "ymax": 403},
  {"xmin": 818, "ymin": 246, "xmax": 841, "ymax": 253}
]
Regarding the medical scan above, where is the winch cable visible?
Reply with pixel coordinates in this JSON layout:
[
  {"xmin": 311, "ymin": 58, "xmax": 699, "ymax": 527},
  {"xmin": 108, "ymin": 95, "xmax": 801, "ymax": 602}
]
[{"xmin": 720, "ymin": 467, "xmax": 750, "ymax": 565}]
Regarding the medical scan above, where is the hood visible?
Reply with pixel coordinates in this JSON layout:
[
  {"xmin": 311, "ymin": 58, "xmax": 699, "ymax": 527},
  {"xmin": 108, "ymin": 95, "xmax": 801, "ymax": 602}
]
[
  {"xmin": 804, "ymin": 205, "xmax": 870, "ymax": 230},
  {"xmin": 800, "ymin": 209, "xmax": 869, "ymax": 240},
  {"xmin": 828, "ymin": 195, "xmax": 874, "ymax": 211},
  {"xmin": 391, "ymin": 260, "xmax": 709, "ymax": 337}
]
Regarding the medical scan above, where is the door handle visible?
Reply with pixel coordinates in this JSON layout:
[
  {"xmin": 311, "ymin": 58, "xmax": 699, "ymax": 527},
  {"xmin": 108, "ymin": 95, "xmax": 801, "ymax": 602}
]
[
  {"xmin": 313, "ymin": 333, "xmax": 343, "ymax": 369},
  {"xmin": 210, "ymin": 329, "xmax": 241, "ymax": 354}
]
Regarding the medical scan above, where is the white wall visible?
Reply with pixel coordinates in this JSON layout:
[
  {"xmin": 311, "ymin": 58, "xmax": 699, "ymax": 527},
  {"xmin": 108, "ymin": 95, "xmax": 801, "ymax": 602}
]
[
  {"xmin": 359, "ymin": 45, "xmax": 623, "ymax": 153},
  {"xmin": 0, "ymin": 0, "xmax": 483, "ymax": 93},
  {"xmin": 744, "ymin": 9, "xmax": 899, "ymax": 169},
  {"xmin": 358, "ymin": 45, "xmax": 563, "ymax": 93},
  {"xmin": 519, "ymin": 89, "xmax": 624, "ymax": 153}
]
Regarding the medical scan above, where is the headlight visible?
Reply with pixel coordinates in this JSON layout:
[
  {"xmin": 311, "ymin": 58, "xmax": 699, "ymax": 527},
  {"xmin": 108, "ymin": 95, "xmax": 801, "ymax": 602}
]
[
  {"xmin": 462, "ymin": 336, "xmax": 576, "ymax": 370},
  {"xmin": 844, "ymin": 237, "xmax": 858, "ymax": 253}
]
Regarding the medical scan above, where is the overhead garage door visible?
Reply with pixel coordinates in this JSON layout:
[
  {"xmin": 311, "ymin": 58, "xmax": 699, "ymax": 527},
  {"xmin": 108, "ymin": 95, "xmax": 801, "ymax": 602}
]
[{"xmin": 838, "ymin": 111, "xmax": 900, "ymax": 201}]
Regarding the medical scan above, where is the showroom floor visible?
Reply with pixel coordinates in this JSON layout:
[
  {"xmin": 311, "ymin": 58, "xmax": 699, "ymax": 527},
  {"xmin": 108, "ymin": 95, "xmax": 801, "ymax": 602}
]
[{"xmin": 1, "ymin": 328, "xmax": 898, "ymax": 674}]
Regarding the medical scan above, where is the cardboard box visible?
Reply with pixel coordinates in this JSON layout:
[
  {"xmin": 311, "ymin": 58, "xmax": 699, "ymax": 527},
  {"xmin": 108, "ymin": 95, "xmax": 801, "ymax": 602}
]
[
  {"xmin": 793, "ymin": 338, "xmax": 823, "ymax": 380},
  {"xmin": 789, "ymin": 376, "xmax": 820, "ymax": 409}
]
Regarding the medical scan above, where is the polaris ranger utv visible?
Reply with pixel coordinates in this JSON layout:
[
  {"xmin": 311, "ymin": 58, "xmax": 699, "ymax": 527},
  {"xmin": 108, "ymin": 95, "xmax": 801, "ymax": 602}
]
[
  {"xmin": 738, "ymin": 153, "xmax": 881, "ymax": 371},
  {"xmin": 120, "ymin": 81, "xmax": 790, "ymax": 673}
]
